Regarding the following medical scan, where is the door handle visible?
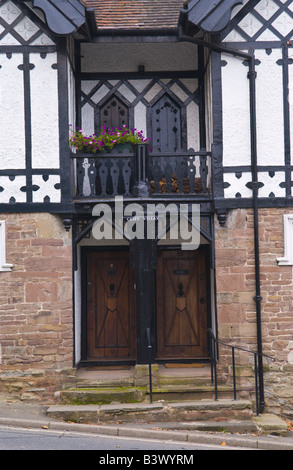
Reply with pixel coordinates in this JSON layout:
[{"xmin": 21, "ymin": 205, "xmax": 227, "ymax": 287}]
[{"xmin": 200, "ymin": 297, "xmax": 205, "ymax": 304}]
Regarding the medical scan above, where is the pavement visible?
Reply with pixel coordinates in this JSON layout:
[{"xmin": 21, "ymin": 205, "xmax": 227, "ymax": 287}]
[{"xmin": 0, "ymin": 399, "xmax": 293, "ymax": 450}]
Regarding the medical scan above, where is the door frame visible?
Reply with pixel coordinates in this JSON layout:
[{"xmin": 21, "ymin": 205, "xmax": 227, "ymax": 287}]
[
  {"xmin": 80, "ymin": 245, "xmax": 137, "ymax": 366},
  {"xmin": 154, "ymin": 244, "xmax": 212, "ymax": 364},
  {"xmin": 79, "ymin": 244, "xmax": 212, "ymax": 366}
]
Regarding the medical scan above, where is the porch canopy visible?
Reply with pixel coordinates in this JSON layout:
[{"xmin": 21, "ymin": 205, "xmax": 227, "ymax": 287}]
[
  {"xmin": 180, "ymin": 0, "xmax": 246, "ymax": 33},
  {"xmin": 28, "ymin": 0, "xmax": 245, "ymax": 36},
  {"xmin": 27, "ymin": 0, "xmax": 87, "ymax": 35}
]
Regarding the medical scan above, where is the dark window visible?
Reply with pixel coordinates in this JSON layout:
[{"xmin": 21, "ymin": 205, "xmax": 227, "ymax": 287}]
[
  {"xmin": 151, "ymin": 94, "xmax": 182, "ymax": 152},
  {"xmin": 100, "ymin": 95, "xmax": 129, "ymax": 129}
]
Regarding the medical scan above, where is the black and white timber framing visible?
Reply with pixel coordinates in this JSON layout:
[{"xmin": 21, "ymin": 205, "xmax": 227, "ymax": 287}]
[{"xmin": 0, "ymin": 0, "xmax": 292, "ymax": 221}]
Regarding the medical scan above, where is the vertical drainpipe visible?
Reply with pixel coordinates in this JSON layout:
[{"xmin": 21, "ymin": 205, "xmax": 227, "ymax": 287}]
[
  {"xmin": 179, "ymin": 34, "xmax": 264, "ymax": 412},
  {"xmin": 248, "ymin": 54, "xmax": 265, "ymax": 413}
]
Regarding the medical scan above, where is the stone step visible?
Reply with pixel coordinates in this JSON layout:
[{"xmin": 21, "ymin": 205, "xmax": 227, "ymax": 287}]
[
  {"xmin": 47, "ymin": 399, "xmax": 254, "ymax": 426},
  {"xmin": 148, "ymin": 384, "xmax": 235, "ymax": 402},
  {"xmin": 76, "ymin": 376, "xmax": 135, "ymax": 389},
  {"xmin": 56, "ymin": 383, "xmax": 238, "ymax": 406},
  {"xmin": 74, "ymin": 364, "xmax": 217, "ymax": 389},
  {"xmin": 56, "ymin": 387, "xmax": 146, "ymax": 405}
]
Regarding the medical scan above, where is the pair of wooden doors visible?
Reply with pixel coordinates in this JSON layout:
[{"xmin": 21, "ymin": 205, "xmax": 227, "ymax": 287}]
[{"xmin": 86, "ymin": 249, "xmax": 208, "ymax": 361}]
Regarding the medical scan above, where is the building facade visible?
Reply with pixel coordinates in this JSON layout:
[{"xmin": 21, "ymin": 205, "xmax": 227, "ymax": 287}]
[{"xmin": 0, "ymin": 0, "xmax": 293, "ymax": 416}]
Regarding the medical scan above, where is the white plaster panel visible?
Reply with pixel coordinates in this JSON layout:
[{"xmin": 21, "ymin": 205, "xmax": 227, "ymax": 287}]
[
  {"xmin": 30, "ymin": 52, "xmax": 60, "ymax": 169},
  {"xmin": 258, "ymin": 172, "xmax": 286, "ymax": 197},
  {"xmin": 81, "ymin": 80, "xmax": 99, "ymax": 95},
  {"xmin": 14, "ymin": 16, "xmax": 39, "ymax": 41},
  {"xmin": 223, "ymin": 173, "xmax": 253, "ymax": 198},
  {"xmin": 170, "ymin": 83, "xmax": 188, "ymax": 102},
  {"xmin": 255, "ymin": 49, "xmax": 284, "ymax": 166},
  {"xmin": 256, "ymin": 28, "xmax": 280, "ymax": 41},
  {"xmin": 91, "ymin": 84, "xmax": 110, "ymax": 104},
  {"xmin": 238, "ymin": 13, "xmax": 264, "ymax": 37},
  {"xmin": 81, "ymin": 102, "xmax": 95, "ymax": 136},
  {"xmin": 32, "ymin": 175, "xmax": 60, "ymax": 202},
  {"xmin": 221, "ymin": 54, "xmax": 251, "ymax": 166},
  {"xmin": 117, "ymin": 83, "xmax": 136, "ymax": 103},
  {"xmin": 0, "ymin": 32, "xmax": 21, "ymax": 45},
  {"xmin": 187, "ymin": 101, "xmax": 200, "ymax": 151},
  {"xmin": 271, "ymin": 11, "xmax": 292, "ymax": 36},
  {"xmin": 223, "ymin": 29, "xmax": 246, "ymax": 42},
  {"xmin": 0, "ymin": 1, "xmax": 21, "ymax": 24},
  {"xmin": 68, "ymin": 59, "xmax": 76, "ymax": 130},
  {"xmin": 30, "ymin": 33, "xmax": 55, "ymax": 46},
  {"xmin": 254, "ymin": 0, "xmax": 279, "ymax": 20},
  {"xmin": 128, "ymin": 79, "xmax": 151, "ymax": 93},
  {"xmin": 0, "ymin": 176, "xmax": 26, "ymax": 203},
  {"xmin": 0, "ymin": 53, "xmax": 25, "ymax": 169},
  {"xmin": 144, "ymin": 83, "xmax": 162, "ymax": 102},
  {"xmin": 134, "ymin": 101, "xmax": 147, "ymax": 138},
  {"xmin": 180, "ymin": 78, "xmax": 198, "ymax": 94}
]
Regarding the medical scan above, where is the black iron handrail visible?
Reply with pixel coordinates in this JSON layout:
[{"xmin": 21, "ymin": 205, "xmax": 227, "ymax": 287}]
[{"xmin": 208, "ymin": 329, "xmax": 274, "ymax": 415}]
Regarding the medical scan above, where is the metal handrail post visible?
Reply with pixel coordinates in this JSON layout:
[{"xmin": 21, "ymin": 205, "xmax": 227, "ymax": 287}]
[
  {"xmin": 232, "ymin": 346, "xmax": 237, "ymax": 400},
  {"xmin": 213, "ymin": 338, "xmax": 218, "ymax": 401},
  {"xmin": 254, "ymin": 353, "xmax": 259, "ymax": 416},
  {"xmin": 146, "ymin": 328, "xmax": 153, "ymax": 404},
  {"xmin": 209, "ymin": 330, "xmax": 214, "ymax": 384}
]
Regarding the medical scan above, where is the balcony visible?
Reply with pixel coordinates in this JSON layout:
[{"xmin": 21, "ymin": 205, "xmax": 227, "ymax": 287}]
[{"xmin": 71, "ymin": 144, "xmax": 212, "ymax": 201}]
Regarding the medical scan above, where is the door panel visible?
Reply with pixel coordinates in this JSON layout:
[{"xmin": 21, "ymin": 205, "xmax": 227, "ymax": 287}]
[
  {"xmin": 86, "ymin": 251, "xmax": 136, "ymax": 360},
  {"xmin": 156, "ymin": 249, "xmax": 208, "ymax": 359}
]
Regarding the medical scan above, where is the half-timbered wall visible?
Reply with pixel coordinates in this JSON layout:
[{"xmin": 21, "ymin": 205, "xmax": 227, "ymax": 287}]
[
  {"xmin": 219, "ymin": 0, "xmax": 293, "ymax": 201},
  {"xmin": 0, "ymin": 0, "xmax": 67, "ymax": 206},
  {"xmin": 213, "ymin": 0, "xmax": 293, "ymax": 417}
]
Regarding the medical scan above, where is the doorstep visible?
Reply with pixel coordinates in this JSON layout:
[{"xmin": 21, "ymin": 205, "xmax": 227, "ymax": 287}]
[
  {"xmin": 46, "ymin": 401, "xmax": 289, "ymax": 436},
  {"xmin": 47, "ymin": 399, "xmax": 253, "ymax": 425}
]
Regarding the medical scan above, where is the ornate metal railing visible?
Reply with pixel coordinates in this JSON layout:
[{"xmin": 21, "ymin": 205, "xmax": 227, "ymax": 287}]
[
  {"xmin": 71, "ymin": 144, "xmax": 211, "ymax": 199},
  {"xmin": 149, "ymin": 148, "xmax": 210, "ymax": 196}
]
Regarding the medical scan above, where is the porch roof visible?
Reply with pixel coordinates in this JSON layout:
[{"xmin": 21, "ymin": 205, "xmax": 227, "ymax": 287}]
[
  {"xmin": 27, "ymin": 0, "xmax": 87, "ymax": 35},
  {"xmin": 27, "ymin": 0, "xmax": 246, "ymax": 36},
  {"xmin": 180, "ymin": 0, "xmax": 246, "ymax": 33},
  {"xmin": 82, "ymin": 0, "xmax": 185, "ymax": 31}
]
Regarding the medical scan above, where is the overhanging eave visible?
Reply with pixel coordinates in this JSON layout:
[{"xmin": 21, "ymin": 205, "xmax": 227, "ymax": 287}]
[{"xmin": 180, "ymin": 0, "xmax": 245, "ymax": 33}]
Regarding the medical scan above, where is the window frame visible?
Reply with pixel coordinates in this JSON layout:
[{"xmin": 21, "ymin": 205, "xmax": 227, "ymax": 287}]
[
  {"xmin": 277, "ymin": 214, "xmax": 293, "ymax": 266},
  {"xmin": 0, "ymin": 220, "xmax": 13, "ymax": 272}
]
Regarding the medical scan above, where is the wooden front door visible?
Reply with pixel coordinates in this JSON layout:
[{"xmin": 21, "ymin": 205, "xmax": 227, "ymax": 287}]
[
  {"xmin": 156, "ymin": 249, "xmax": 208, "ymax": 359},
  {"xmin": 86, "ymin": 250, "xmax": 136, "ymax": 361}
]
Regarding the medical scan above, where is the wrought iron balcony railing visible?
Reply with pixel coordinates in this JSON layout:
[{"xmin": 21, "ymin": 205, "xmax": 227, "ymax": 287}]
[{"xmin": 71, "ymin": 144, "xmax": 212, "ymax": 200}]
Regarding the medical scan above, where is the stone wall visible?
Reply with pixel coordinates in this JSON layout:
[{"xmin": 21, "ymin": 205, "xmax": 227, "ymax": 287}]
[
  {"xmin": 215, "ymin": 208, "xmax": 293, "ymax": 417},
  {"xmin": 0, "ymin": 213, "xmax": 75, "ymax": 402}
]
